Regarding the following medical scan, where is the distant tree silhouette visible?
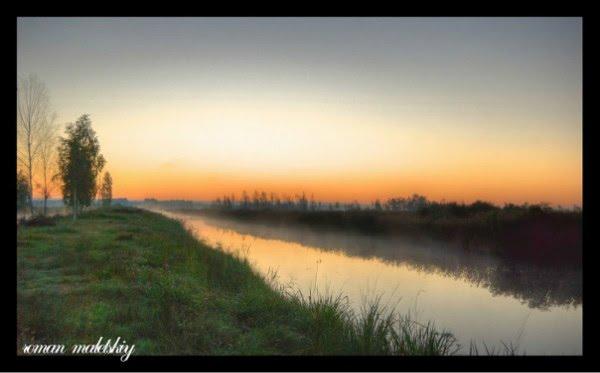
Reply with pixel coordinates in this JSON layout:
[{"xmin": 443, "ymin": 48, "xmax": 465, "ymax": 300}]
[
  {"xmin": 100, "ymin": 172, "xmax": 113, "ymax": 206},
  {"xmin": 209, "ymin": 190, "xmax": 572, "ymax": 218},
  {"xmin": 57, "ymin": 114, "xmax": 105, "ymax": 220},
  {"xmin": 296, "ymin": 192, "xmax": 308, "ymax": 211},
  {"xmin": 260, "ymin": 191, "xmax": 268, "ymax": 209},
  {"xmin": 253, "ymin": 190, "xmax": 260, "ymax": 209},
  {"xmin": 269, "ymin": 192, "xmax": 275, "ymax": 207},
  {"xmin": 17, "ymin": 170, "xmax": 30, "ymax": 212},
  {"xmin": 241, "ymin": 190, "xmax": 250, "ymax": 209}
]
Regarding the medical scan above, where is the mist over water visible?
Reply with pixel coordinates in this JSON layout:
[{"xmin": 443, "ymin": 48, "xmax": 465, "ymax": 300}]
[{"xmin": 159, "ymin": 209, "xmax": 582, "ymax": 355}]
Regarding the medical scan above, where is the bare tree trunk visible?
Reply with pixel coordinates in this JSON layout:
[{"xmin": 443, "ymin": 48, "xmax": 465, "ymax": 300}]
[
  {"xmin": 42, "ymin": 163, "xmax": 47, "ymax": 216},
  {"xmin": 27, "ymin": 139, "xmax": 34, "ymax": 216},
  {"xmin": 39, "ymin": 115, "xmax": 57, "ymax": 217}
]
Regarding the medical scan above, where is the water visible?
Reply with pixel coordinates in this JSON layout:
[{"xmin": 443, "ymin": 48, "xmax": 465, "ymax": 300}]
[{"xmin": 160, "ymin": 210, "xmax": 582, "ymax": 355}]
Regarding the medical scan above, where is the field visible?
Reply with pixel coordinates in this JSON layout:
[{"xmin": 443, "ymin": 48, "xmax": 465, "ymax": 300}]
[{"xmin": 17, "ymin": 207, "xmax": 462, "ymax": 356}]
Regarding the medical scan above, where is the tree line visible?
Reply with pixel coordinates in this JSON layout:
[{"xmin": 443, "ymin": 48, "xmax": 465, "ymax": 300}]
[
  {"xmin": 213, "ymin": 191, "xmax": 328, "ymax": 211},
  {"xmin": 17, "ymin": 74, "xmax": 112, "ymax": 220},
  {"xmin": 211, "ymin": 191, "xmax": 406, "ymax": 212},
  {"xmin": 211, "ymin": 191, "xmax": 577, "ymax": 217}
]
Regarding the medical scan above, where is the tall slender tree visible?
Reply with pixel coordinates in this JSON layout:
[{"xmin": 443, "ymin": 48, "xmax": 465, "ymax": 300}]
[
  {"xmin": 57, "ymin": 114, "xmax": 106, "ymax": 220},
  {"xmin": 100, "ymin": 172, "xmax": 113, "ymax": 207},
  {"xmin": 17, "ymin": 74, "xmax": 55, "ymax": 215},
  {"xmin": 36, "ymin": 114, "xmax": 58, "ymax": 215}
]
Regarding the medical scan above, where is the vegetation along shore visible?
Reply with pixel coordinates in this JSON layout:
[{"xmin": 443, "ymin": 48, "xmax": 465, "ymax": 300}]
[
  {"xmin": 18, "ymin": 207, "xmax": 474, "ymax": 356},
  {"xmin": 160, "ymin": 193, "xmax": 581, "ymax": 269}
]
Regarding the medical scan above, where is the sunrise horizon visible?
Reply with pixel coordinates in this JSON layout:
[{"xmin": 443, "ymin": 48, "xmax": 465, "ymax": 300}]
[{"xmin": 18, "ymin": 17, "xmax": 582, "ymax": 207}]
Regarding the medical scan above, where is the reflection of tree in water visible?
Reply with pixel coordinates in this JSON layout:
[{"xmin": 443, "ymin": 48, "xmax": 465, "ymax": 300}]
[
  {"xmin": 199, "ymin": 215, "xmax": 581, "ymax": 310},
  {"xmin": 408, "ymin": 260, "xmax": 581, "ymax": 310}
]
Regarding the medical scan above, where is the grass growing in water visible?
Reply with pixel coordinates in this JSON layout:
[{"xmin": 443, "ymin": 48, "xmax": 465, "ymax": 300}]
[
  {"xmin": 17, "ymin": 206, "xmax": 509, "ymax": 356},
  {"xmin": 281, "ymin": 287, "xmax": 460, "ymax": 355}
]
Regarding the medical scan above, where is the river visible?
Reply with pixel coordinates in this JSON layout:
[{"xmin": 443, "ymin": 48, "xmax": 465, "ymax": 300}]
[{"xmin": 159, "ymin": 209, "xmax": 582, "ymax": 355}]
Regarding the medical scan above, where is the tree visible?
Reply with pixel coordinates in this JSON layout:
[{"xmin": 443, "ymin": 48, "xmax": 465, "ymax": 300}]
[
  {"xmin": 296, "ymin": 192, "xmax": 308, "ymax": 211},
  {"xmin": 253, "ymin": 190, "xmax": 260, "ymax": 209},
  {"xmin": 36, "ymin": 115, "xmax": 59, "ymax": 215},
  {"xmin": 17, "ymin": 74, "xmax": 55, "ymax": 215},
  {"xmin": 241, "ymin": 190, "xmax": 250, "ymax": 209},
  {"xmin": 57, "ymin": 114, "xmax": 106, "ymax": 220},
  {"xmin": 100, "ymin": 172, "xmax": 113, "ymax": 207},
  {"xmin": 17, "ymin": 170, "xmax": 30, "ymax": 212}
]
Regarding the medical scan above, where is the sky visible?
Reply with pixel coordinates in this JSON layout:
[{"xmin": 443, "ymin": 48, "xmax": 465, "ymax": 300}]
[{"xmin": 17, "ymin": 17, "xmax": 582, "ymax": 206}]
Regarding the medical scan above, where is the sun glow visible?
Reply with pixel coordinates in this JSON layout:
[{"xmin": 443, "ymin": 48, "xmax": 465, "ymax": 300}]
[{"xmin": 19, "ymin": 18, "xmax": 582, "ymax": 206}]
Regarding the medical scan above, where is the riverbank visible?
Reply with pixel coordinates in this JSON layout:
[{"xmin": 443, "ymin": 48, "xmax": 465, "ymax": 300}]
[
  {"xmin": 17, "ymin": 207, "xmax": 460, "ymax": 356},
  {"xmin": 193, "ymin": 208, "xmax": 581, "ymax": 268}
]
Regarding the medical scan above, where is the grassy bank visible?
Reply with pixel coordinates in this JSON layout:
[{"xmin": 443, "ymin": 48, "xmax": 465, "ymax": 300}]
[
  {"xmin": 17, "ymin": 207, "xmax": 460, "ymax": 356},
  {"xmin": 196, "ymin": 208, "xmax": 582, "ymax": 268}
]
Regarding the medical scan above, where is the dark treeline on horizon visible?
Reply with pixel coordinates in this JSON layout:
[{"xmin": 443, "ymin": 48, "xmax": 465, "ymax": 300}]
[
  {"xmin": 198, "ymin": 191, "xmax": 582, "ymax": 268},
  {"xmin": 206, "ymin": 191, "xmax": 580, "ymax": 216}
]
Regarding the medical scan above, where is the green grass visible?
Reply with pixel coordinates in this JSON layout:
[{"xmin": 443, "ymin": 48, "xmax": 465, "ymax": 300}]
[{"xmin": 17, "ymin": 206, "xmax": 462, "ymax": 356}]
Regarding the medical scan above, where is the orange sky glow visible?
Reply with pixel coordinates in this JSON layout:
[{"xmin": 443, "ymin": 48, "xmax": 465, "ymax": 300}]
[{"xmin": 19, "ymin": 18, "xmax": 582, "ymax": 206}]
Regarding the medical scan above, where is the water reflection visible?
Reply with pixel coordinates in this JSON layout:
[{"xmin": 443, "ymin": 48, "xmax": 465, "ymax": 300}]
[
  {"xmin": 156, "ymin": 209, "xmax": 582, "ymax": 355},
  {"xmin": 193, "ymin": 214, "xmax": 581, "ymax": 310}
]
